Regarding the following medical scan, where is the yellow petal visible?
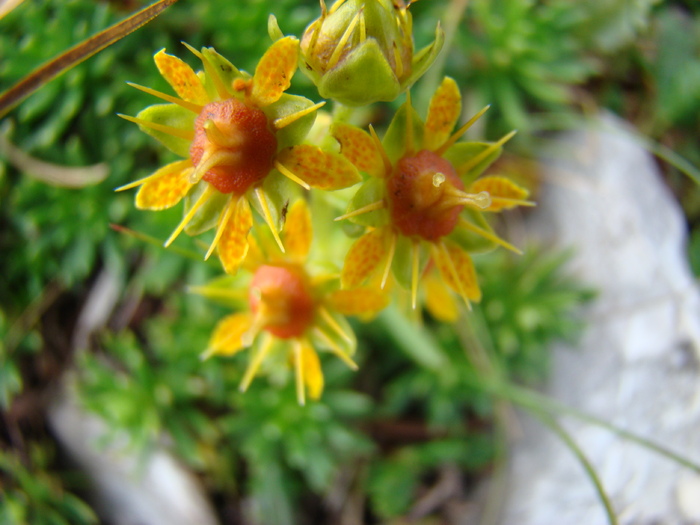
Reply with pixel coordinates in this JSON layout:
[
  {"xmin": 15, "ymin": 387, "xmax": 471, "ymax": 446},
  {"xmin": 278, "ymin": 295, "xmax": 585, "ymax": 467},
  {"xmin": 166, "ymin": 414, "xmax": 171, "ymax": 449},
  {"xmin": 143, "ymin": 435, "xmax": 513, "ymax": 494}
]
[
  {"xmin": 205, "ymin": 312, "xmax": 253, "ymax": 357},
  {"xmin": 423, "ymin": 271, "xmax": 459, "ymax": 322},
  {"xmin": 469, "ymin": 175, "xmax": 530, "ymax": 211},
  {"xmin": 283, "ymin": 199, "xmax": 312, "ymax": 262},
  {"xmin": 331, "ymin": 123, "xmax": 386, "ymax": 178},
  {"xmin": 154, "ymin": 49, "xmax": 209, "ymax": 105},
  {"xmin": 251, "ymin": 36, "xmax": 299, "ymax": 107},
  {"xmin": 276, "ymin": 145, "xmax": 361, "ymax": 191},
  {"xmin": 341, "ymin": 227, "xmax": 389, "ymax": 289},
  {"xmin": 433, "ymin": 240, "xmax": 482, "ymax": 302},
  {"xmin": 135, "ymin": 162, "xmax": 194, "ymax": 210},
  {"xmin": 301, "ymin": 340, "xmax": 324, "ymax": 401},
  {"xmin": 327, "ymin": 288, "xmax": 389, "ymax": 317},
  {"xmin": 424, "ymin": 77, "xmax": 462, "ymax": 151},
  {"xmin": 242, "ymin": 234, "xmax": 265, "ymax": 272},
  {"xmin": 218, "ymin": 196, "xmax": 253, "ymax": 274}
]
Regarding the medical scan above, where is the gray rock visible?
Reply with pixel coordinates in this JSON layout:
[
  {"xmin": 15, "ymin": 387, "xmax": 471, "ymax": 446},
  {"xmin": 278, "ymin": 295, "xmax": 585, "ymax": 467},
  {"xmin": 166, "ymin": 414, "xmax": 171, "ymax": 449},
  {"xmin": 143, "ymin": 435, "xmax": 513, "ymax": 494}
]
[{"xmin": 500, "ymin": 115, "xmax": 700, "ymax": 525}]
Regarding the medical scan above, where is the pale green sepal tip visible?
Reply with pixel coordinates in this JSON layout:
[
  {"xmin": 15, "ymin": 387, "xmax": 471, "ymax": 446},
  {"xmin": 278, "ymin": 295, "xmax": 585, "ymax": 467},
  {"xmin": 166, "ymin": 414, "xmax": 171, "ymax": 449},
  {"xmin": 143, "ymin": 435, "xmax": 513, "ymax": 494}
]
[
  {"xmin": 403, "ymin": 23, "xmax": 445, "ymax": 89},
  {"xmin": 201, "ymin": 47, "xmax": 243, "ymax": 87},
  {"xmin": 443, "ymin": 142, "xmax": 502, "ymax": 185},
  {"xmin": 264, "ymin": 94, "xmax": 317, "ymax": 150},
  {"xmin": 346, "ymin": 178, "xmax": 388, "ymax": 227},
  {"xmin": 448, "ymin": 209, "xmax": 497, "ymax": 254},
  {"xmin": 382, "ymin": 102, "xmax": 424, "ymax": 163},
  {"xmin": 391, "ymin": 236, "xmax": 429, "ymax": 291},
  {"xmin": 183, "ymin": 184, "xmax": 229, "ymax": 236},
  {"xmin": 268, "ymin": 14, "xmax": 285, "ymax": 42},
  {"xmin": 317, "ymin": 40, "xmax": 401, "ymax": 106},
  {"xmin": 136, "ymin": 103, "xmax": 194, "ymax": 158}
]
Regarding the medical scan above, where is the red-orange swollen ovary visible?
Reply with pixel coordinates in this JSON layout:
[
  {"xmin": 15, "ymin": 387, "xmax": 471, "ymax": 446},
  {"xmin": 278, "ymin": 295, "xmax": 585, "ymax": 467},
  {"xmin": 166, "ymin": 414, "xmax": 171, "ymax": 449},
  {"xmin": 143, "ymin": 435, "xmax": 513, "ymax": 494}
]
[
  {"xmin": 189, "ymin": 98, "xmax": 277, "ymax": 194},
  {"xmin": 387, "ymin": 149, "xmax": 464, "ymax": 241},
  {"xmin": 248, "ymin": 265, "xmax": 315, "ymax": 339}
]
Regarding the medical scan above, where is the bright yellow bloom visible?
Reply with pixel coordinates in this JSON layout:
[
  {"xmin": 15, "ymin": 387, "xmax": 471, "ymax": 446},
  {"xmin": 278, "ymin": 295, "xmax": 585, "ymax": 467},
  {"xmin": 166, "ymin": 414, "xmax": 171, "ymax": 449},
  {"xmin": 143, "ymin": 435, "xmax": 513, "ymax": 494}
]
[
  {"xmin": 117, "ymin": 39, "xmax": 361, "ymax": 274},
  {"xmin": 334, "ymin": 77, "xmax": 533, "ymax": 311},
  {"xmin": 193, "ymin": 200, "xmax": 388, "ymax": 405}
]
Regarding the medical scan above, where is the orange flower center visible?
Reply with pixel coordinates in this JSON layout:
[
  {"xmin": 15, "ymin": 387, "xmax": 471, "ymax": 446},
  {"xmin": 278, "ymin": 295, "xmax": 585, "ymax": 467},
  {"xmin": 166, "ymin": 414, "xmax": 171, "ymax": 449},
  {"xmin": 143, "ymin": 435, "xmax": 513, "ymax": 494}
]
[
  {"xmin": 189, "ymin": 98, "xmax": 277, "ymax": 194},
  {"xmin": 248, "ymin": 265, "xmax": 315, "ymax": 339},
  {"xmin": 387, "ymin": 149, "xmax": 464, "ymax": 241}
]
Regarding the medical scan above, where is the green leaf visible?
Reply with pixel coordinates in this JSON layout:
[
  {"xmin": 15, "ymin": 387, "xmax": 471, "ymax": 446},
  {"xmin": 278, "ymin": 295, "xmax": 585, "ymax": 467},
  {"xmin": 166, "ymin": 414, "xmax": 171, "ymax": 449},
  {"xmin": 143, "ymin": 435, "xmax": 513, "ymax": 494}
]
[
  {"xmin": 264, "ymin": 94, "xmax": 317, "ymax": 150},
  {"xmin": 382, "ymin": 101, "xmax": 424, "ymax": 163}
]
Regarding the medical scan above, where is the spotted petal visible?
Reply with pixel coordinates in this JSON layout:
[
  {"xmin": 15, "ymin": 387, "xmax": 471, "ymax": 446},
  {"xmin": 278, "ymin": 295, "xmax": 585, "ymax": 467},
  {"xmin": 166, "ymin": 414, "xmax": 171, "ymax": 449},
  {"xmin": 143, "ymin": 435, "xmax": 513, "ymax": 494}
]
[
  {"xmin": 205, "ymin": 312, "xmax": 253, "ymax": 357},
  {"xmin": 423, "ymin": 271, "xmax": 459, "ymax": 322},
  {"xmin": 424, "ymin": 77, "xmax": 461, "ymax": 151},
  {"xmin": 341, "ymin": 227, "xmax": 389, "ymax": 288},
  {"xmin": 283, "ymin": 199, "xmax": 312, "ymax": 262},
  {"xmin": 135, "ymin": 161, "xmax": 194, "ymax": 210},
  {"xmin": 327, "ymin": 288, "xmax": 389, "ymax": 317},
  {"xmin": 277, "ymin": 145, "xmax": 361, "ymax": 191},
  {"xmin": 251, "ymin": 36, "xmax": 299, "ymax": 107},
  {"xmin": 301, "ymin": 341, "xmax": 324, "ymax": 401},
  {"xmin": 218, "ymin": 196, "xmax": 253, "ymax": 274},
  {"xmin": 432, "ymin": 240, "xmax": 481, "ymax": 302},
  {"xmin": 154, "ymin": 49, "xmax": 209, "ymax": 105},
  {"xmin": 331, "ymin": 123, "xmax": 386, "ymax": 178},
  {"xmin": 469, "ymin": 176, "xmax": 530, "ymax": 211}
]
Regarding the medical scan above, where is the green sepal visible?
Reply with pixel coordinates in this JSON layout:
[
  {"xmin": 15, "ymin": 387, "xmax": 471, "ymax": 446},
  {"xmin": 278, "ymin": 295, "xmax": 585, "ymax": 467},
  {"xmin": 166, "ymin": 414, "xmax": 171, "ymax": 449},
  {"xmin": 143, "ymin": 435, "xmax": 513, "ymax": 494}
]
[
  {"xmin": 443, "ymin": 142, "xmax": 502, "ymax": 185},
  {"xmin": 402, "ymin": 23, "xmax": 445, "ymax": 89},
  {"xmin": 189, "ymin": 273, "xmax": 251, "ymax": 310},
  {"xmin": 309, "ymin": 308, "xmax": 357, "ymax": 357},
  {"xmin": 249, "ymin": 171, "xmax": 299, "ymax": 231},
  {"xmin": 447, "ymin": 209, "xmax": 497, "ymax": 254},
  {"xmin": 264, "ymin": 94, "xmax": 317, "ymax": 150},
  {"xmin": 183, "ymin": 183, "xmax": 230, "ymax": 236},
  {"xmin": 201, "ymin": 47, "xmax": 244, "ymax": 89},
  {"xmin": 317, "ymin": 40, "xmax": 401, "ymax": 106},
  {"xmin": 346, "ymin": 178, "xmax": 388, "ymax": 227},
  {"xmin": 136, "ymin": 103, "xmax": 194, "ymax": 157},
  {"xmin": 268, "ymin": 14, "xmax": 285, "ymax": 41},
  {"xmin": 382, "ymin": 102, "xmax": 424, "ymax": 164},
  {"xmin": 391, "ymin": 236, "xmax": 429, "ymax": 290}
]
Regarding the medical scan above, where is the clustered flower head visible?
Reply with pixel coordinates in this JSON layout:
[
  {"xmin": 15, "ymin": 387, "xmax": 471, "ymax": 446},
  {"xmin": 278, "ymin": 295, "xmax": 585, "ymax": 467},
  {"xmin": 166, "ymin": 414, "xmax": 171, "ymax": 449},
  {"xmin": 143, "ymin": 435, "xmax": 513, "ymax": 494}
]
[{"xmin": 118, "ymin": 2, "xmax": 532, "ymax": 403}]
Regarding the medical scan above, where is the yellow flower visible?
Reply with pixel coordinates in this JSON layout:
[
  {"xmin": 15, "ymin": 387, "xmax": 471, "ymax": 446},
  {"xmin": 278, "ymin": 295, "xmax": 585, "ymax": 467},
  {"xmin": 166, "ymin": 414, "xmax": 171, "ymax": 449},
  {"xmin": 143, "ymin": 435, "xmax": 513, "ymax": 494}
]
[
  {"xmin": 117, "ymin": 39, "xmax": 361, "ymax": 274},
  {"xmin": 193, "ymin": 200, "xmax": 388, "ymax": 405},
  {"xmin": 333, "ymin": 77, "xmax": 534, "ymax": 311}
]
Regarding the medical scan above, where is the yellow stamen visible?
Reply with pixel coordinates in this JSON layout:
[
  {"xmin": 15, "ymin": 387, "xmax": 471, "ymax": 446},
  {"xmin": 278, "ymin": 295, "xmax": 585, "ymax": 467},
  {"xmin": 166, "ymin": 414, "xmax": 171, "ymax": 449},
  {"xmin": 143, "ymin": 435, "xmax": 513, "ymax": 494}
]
[
  {"xmin": 255, "ymin": 187, "xmax": 285, "ymax": 253},
  {"xmin": 434, "ymin": 105, "xmax": 491, "ymax": 156},
  {"xmin": 368, "ymin": 124, "xmax": 392, "ymax": 177},
  {"xmin": 126, "ymin": 82, "xmax": 203, "ymax": 113},
  {"xmin": 274, "ymin": 160, "xmax": 311, "ymax": 190},
  {"xmin": 273, "ymin": 101, "xmax": 325, "ymax": 130},
  {"xmin": 328, "ymin": 0, "xmax": 347, "ymax": 15},
  {"xmin": 205, "ymin": 195, "xmax": 237, "ymax": 260},
  {"xmin": 293, "ymin": 340, "xmax": 306, "ymax": 406},
  {"xmin": 239, "ymin": 332, "xmax": 275, "ymax": 392},
  {"xmin": 117, "ymin": 114, "xmax": 194, "ymax": 141},
  {"xmin": 381, "ymin": 231, "xmax": 397, "ymax": 289},
  {"xmin": 458, "ymin": 218, "xmax": 523, "ymax": 254},
  {"xmin": 164, "ymin": 184, "xmax": 216, "ymax": 248},
  {"xmin": 181, "ymin": 42, "xmax": 231, "ymax": 100},
  {"xmin": 327, "ymin": 9, "xmax": 362, "ymax": 71},
  {"xmin": 359, "ymin": 9, "xmax": 367, "ymax": 42},
  {"xmin": 334, "ymin": 200, "xmax": 385, "ymax": 221},
  {"xmin": 459, "ymin": 130, "xmax": 517, "ymax": 174},
  {"xmin": 115, "ymin": 160, "xmax": 192, "ymax": 192},
  {"xmin": 312, "ymin": 327, "xmax": 359, "ymax": 370},
  {"xmin": 318, "ymin": 306, "xmax": 353, "ymax": 344},
  {"xmin": 411, "ymin": 240, "xmax": 420, "ymax": 309}
]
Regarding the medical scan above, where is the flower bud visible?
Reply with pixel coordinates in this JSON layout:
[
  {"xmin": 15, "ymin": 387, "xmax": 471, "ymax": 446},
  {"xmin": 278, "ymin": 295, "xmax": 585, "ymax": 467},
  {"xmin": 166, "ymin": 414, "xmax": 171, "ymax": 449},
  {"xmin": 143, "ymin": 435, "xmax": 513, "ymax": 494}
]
[{"xmin": 299, "ymin": 0, "xmax": 443, "ymax": 106}]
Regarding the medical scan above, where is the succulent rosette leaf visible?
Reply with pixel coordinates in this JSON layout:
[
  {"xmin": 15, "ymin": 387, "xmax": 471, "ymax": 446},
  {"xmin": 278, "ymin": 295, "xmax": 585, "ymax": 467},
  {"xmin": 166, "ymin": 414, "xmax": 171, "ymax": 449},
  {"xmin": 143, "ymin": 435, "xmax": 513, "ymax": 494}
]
[
  {"xmin": 193, "ymin": 200, "xmax": 388, "ymax": 405},
  {"xmin": 117, "ymin": 39, "xmax": 361, "ymax": 274},
  {"xmin": 333, "ymin": 77, "xmax": 533, "ymax": 313}
]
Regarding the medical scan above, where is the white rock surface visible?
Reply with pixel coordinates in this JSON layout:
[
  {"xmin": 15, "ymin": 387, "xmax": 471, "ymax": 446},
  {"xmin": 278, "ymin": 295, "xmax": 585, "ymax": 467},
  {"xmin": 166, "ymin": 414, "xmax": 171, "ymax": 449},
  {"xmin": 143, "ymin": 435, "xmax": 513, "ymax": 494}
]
[{"xmin": 500, "ymin": 115, "xmax": 700, "ymax": 524}]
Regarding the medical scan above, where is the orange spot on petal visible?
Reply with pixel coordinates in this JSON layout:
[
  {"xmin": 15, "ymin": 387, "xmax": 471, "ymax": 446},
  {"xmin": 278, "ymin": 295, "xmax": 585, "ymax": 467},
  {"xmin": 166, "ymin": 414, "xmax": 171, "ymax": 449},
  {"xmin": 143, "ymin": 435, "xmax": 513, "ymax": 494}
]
[
  {"xmin": 277, "ymin": 145, "xmax": 361, "ymax": 191},
  {"xmin": 433, "ymin": 241, "xmax": 481, "ymax": 302},
  {"xmin": 469, "ymin": 176, "xmax": 530, "ymax": 211},
  {"xmin": 154, "ymin": 49, "xmax": 209, "ymax": 105},
  {"xmin": 135, "ymin": 164, "xmax": 194, "ymax": 210},
  {"xmin": 327, "ymin": 288, "xmax": 389, "ymax": 316},
  {"xmin": 217, "ymin": 196, "xmax": 253, "ymax": 274},
  {"xmin": 332, "ymin": 123, "xmax": 386, "ymax": 178},
  {"xmin": 283, "ymin": 200, "xmax": 313, "ymax": 262},
  {"xmin": 424, "ymin": 77, "xmax": 461, "ymax": 151},
  {"xmin": 341, "ymin": 227, "xmax": 390, "ymax": 288},
  {"xmin": 251, "ymin": 36, "xmax": 299, "ymax": 107}
]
